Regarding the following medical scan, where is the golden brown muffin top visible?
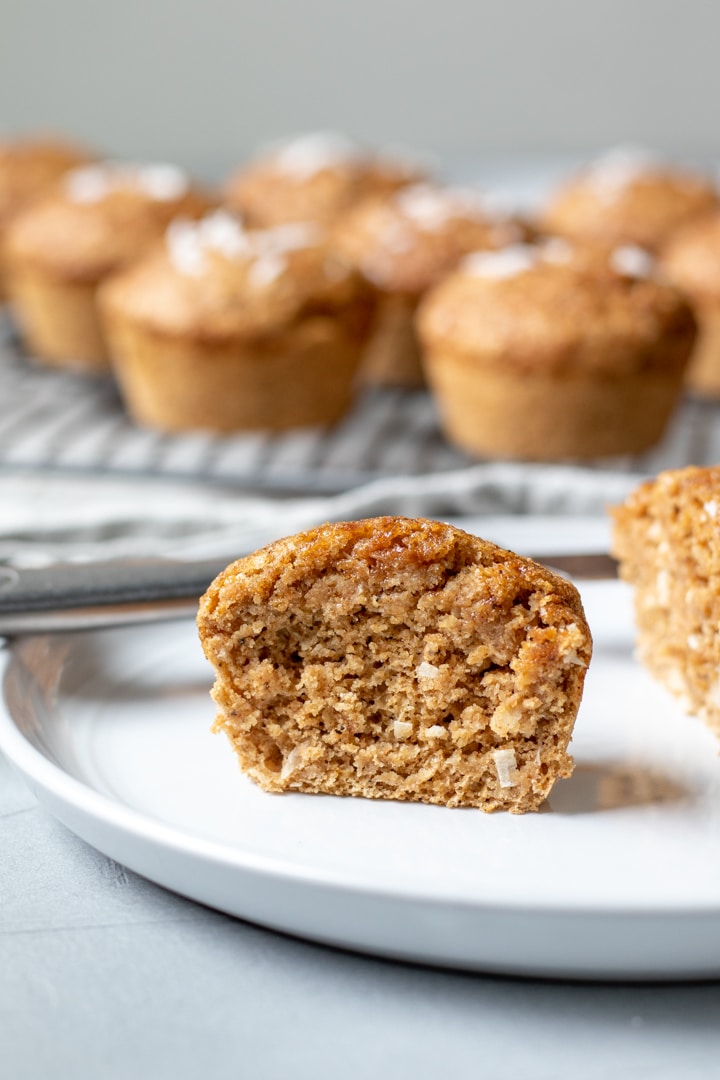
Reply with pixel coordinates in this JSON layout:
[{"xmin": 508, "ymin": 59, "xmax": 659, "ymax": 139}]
[
  {"xmin": 223, "ymin": 132, "xmax": 422, "ymax": 228},
  {"xmin": 200, "ymin": 515, "xmax": 589, "ymax": 636},
  {"xmin": 330, "ymin": 183, "xmax": 524, "ymax": 295},
  {"xmin": 541, "ymin": 148, "xmax": 718, "ymax": 252},
  {"xmin": 0, "ymin": 136, "xmax": 94, "ymax": 227},
  {"xmin": 612, "ymin": 464, "xmax": 720, "ymax": 538},
  {"xmin": 417, "ymin": 241, "xmax": 696, "ymax": 375},
  {"xmin": 4, "ymin": 162, "xmax": 211, "ymax": 282},
  {"xmin": 100, "ymin": 210, "xmax": 368, "ymax": 342},
  {"xmin": 661, "ymin": 213, "xmax": 720, "ymax": 305}
]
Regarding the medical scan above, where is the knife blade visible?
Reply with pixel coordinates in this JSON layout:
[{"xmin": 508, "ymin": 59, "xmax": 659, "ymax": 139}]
[{"xmin": 0, "ymin": 550, "xmax": 619, "ymax": 637}]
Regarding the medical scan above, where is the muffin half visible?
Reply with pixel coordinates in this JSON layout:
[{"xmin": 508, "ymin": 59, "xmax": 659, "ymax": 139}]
[{"xmin": 198, "ymin": 516, "xmax": 592, "ymax": 813}]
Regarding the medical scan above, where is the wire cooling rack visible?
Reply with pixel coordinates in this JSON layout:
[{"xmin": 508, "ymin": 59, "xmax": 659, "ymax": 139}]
[{"xmin": 1, "ymin": 311, "xmax": 719, "ymax": 494}]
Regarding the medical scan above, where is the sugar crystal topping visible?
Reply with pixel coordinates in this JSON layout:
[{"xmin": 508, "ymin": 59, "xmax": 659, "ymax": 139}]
[{"xmin": 66, "ymin": 162, "xmax": 189, "ymax": 204}]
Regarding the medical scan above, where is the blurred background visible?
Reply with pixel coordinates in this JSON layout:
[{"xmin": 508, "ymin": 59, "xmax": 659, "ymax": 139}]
[{"xmin": 2, "ymin": 0, "xmax": 716, "ymax": 176}]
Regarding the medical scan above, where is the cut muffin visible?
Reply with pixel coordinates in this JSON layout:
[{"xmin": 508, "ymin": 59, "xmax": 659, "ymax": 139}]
[
  {"xmin": 198, "ymin": 516, "xmax": 592, "ymax": 813},
  {"xmin": 661, "ymin": 213, "xmax": 720, "ymax": 397},
  {"xmin": 331, "ymin": 183, "xmax": 524, "ymax": 387},
  {"xmin": 0, "ymin": 135, "xmax": 94, "ymax": 299},
  {"xmin": 612, "ymin": 465, "xmax": 720, "ymax": 738},
  {"xmin": 4, "ymin": 161, "xmax": 211, "ymax": 370},
  {"xmin": 223, "ymin": 131, "xmax": 421, "ymax": 228},
  {"xmin": 417, "ymin": 240, "xmax": 696, "ymax": 461},
  {"xmin": 541, "ymin": 147, "xmax": 719, "ymax": 252},
  {"xmin": 100, "ymin": 211, "xmax": 375, "ymax": 432}
]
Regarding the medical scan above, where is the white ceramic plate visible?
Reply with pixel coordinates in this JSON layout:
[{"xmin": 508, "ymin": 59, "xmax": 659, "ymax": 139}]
[{"xmin": 4, "ymin": 516, "xmax": 720, "ymax": 980}]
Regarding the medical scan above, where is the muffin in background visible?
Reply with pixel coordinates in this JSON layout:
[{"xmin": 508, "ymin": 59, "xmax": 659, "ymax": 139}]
[
  {"xmin": 416, "ymin": 240, "xmax": 696, "ymax": 461},
  {"xmin": 99, "ymin": 210, "xmax": 375, "ymax": 433},
  {"xmin": 0, "ymin": 135, "xmax": 94, "ymax": 299},
  {"xmin": 661, "ymin": 214, "xmax": 720, "ymax": 398},
  {"xmin": 4, "ymin": 162, "xmax": 211, "ymax": 370},
  {"xmin": 223, "ymin": 131, "xmax": 423, "ymax": 229},
  {"xmin": 331, "ymin": 183, "xmax": 526, "ymax": 388},
  {"xmin": 540, "ymin": 147, "xmax": 719, "ymax": 252}
]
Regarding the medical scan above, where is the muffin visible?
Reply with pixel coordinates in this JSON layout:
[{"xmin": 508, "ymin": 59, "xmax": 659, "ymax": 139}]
[
  {"xmin": 100, "ymin": 210, "xmax": 374, "ymax": 432},
  {"xmin": 541, "ymin": 147, "xmax": 719, "ymax": 252},
  {"xmin": 4, "ymin": 162, "xmax": 210, "ymax": 370},
  {"xmin": 0, "ymin": 135, "xmax": 94, "ymax": 299},
  {"xmin": 612, "ymin": 465, "xmax": 720, "ymax": 739},
  {"xmin": 661, "ymin": 213, "xmax": 720, "ymax": 397},
  {"xmin": 416, "ymin": 241, "xmax": 697, "ymax": 461},
  {"xmin": 331, "ymin": 183, "xmax": 525, "ymax": 387},
  {"xmin": 224, "ymin": 131, "xmax": 421, "ymax": 229},
  {"xmin": 198, "ymin": 516, "xmax": 592, "ymax": 813}
]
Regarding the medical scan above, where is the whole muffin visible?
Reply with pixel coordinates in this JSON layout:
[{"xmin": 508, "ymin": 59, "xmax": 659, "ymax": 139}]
[
  {"xmin": 541, "ymin": 147, "xmax": 719, "ymax": 252},
  {"xmin": 416, "ymin": 241, "xmax": 696, "ymax": 461},
  {"xmin": 4, "ymin": 162, "xmax": 211, "ymax": 370},
  {"xmin": 661, "ymin": 213, "xmax": 720, "ymax": 397},
  {"xmin": 612, "ymin": 465, "xmax": 720, "ymax": 739},
  {"xmin": 99, "ymin": 210, "xmax": 375, "ymax": 432},
  {"xmin": 223, "ymin": 131, "xmax": 421, "ymax": 228},
  {"xmin": 198, "ymin": 516, "xmax": 592, "ymax": 813},
  {"xmin": 0, "ymin": 135, "xmax": 93, "ymax": 300},
  {"xmin": 331, "ymin": 183, "xmax": 524, "ymax": 387}
]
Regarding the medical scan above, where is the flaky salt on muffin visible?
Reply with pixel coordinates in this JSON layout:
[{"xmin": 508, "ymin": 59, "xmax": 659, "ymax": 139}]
[
  {"xmin": 541, "ymin": 147, "xmax": 719, "ymax": 252},
  {"xmin": 416, "ymin": 240, "xmax": 696, "ymax": 461},
  {"xmin": 0, "ymin": 135, "xmax": 94, "ymax": 299},
  {"xmin": 661, "ymin": 214, "xmax": 720, "ymax": 398},
  {"xmin": 331, "ymin": 183, "xmax": 525, "ymax": 387},
  {"xmin": 3, "ymin": 162, "xmax": 211, "ymax": 370},
  {"xmin": 612, "ymin": 465, "xmax": 720, "ymax": 739},
  {"xmin": 198, "ymin": 516, "xmax": 592, "ymax": 813},
  {"xmin": 224, "ymin": 132, "xmax": 421, "ymax": 229},
  {"xmin": 99, "ymin": 210, "xmax": 374, "ymax": 432}
]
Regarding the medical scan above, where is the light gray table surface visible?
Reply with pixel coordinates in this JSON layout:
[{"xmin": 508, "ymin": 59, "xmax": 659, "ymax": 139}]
[{"xmin": 3, "ymin": 743, "xmax": 720, "ymax": 1080}]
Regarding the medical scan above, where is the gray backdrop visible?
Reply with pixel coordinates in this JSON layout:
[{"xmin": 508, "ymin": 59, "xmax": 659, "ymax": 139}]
[{"xmin": 0, "ymin": 0, "xmax": 716, "ymax": 175}]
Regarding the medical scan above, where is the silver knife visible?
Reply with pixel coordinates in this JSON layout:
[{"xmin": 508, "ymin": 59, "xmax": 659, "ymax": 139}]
[{"xmin": 0, "ymin": 551, "xmax": 619, "ymax": 636}]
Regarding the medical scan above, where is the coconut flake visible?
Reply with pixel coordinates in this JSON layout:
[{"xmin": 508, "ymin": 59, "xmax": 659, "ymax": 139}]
[
  {"xmin": 166, "ymin": 210, "xmax": 249, "ymax": 276},
  {"xmin": 704, "ymin": 500, "xmax": 718, "ymax": 519},
  {"xmin": 587, "ymin": 145, "xmax": 658, "ymax": 198},
  {"xmin": 611, "ymin": 245, "xmax": 655, "ymax": 279},
  {"xmin": 393, "ymin": 720, "xmax": 413, "ymax": 740},
  {"xmin": 463, "ymin": 244, "xmax": 538, "ymax": 280},
  {"xmin": 493, "ymin": 748, "xmax": 519, "ymax": 788},
  {"xmin": 394, "ymin": 184, "xmax": 492, "ymax": 231},
  {"xmin": 425, "ymin": 725, "xmax": 447, "ymax": 738},
  {"xmin": 270, "ymin": 132, "xmax": 362, "ymax": 179},
  {"xmin": 66, "ymin": 162, "xmax": 188, "ymax": 204},
  {"xmin": 248, "ymin": 252, "xmax": 287, "ymax": 287}
]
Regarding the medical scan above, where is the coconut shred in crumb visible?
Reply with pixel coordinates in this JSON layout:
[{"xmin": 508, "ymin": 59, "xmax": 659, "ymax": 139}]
[
  {"xmin": 493, "ymin": 748, "xmax": 519, "ymax": 788},
  {"xmin": 66, "ymin": 162, "xmax": 188, "ymax": 204},
  {"xmin": 463, "ymin": 244, "xmax": 538, "ymax": 280}
]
